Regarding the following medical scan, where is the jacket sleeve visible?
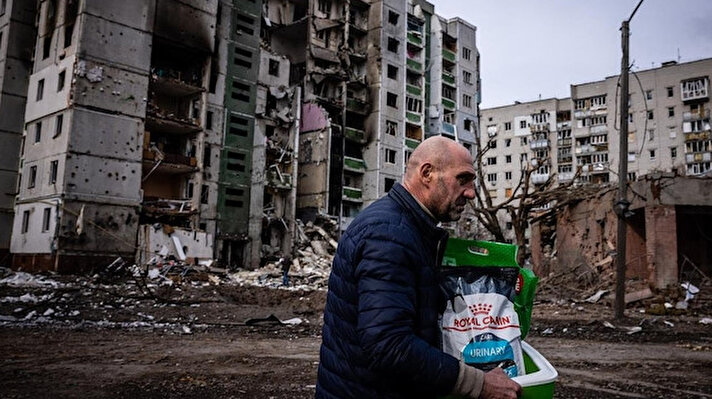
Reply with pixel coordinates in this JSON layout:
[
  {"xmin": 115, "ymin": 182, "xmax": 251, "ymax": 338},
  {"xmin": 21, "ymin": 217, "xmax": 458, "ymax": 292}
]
[{"xmin": 354, "ymin": 225, "xmax": 460, "ymax": 395}]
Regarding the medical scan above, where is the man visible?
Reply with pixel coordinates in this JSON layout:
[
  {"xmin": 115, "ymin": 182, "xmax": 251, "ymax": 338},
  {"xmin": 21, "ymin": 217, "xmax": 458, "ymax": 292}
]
[{"xmin": 316, "ymin": 136, "xmax": 521, "ymax": 399}]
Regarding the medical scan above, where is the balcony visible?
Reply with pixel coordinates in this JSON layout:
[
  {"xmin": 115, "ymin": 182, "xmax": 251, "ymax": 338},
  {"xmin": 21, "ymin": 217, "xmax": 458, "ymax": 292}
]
[
  {"xmin": 406, "ymin": 84, "xmax": 422, "ymax": 97},
  {"xmin": 442, "ymin": 72, "xmax": 455, "ymax": 86},
  {"xmin": 441, "ymin": 121, "xmax": 456, "ymax": 137},
  {"xmin": 343, "ymin": 156, "xmax": 366, "ymax": 173},
  {"xmin": 442, "ymin": 97, "xmax": 456, "ymax": 110},
  {"xmin": 407, "ymin": 31, "xmax": 423, "ymax": 47},
  {"xmin": 681, "ymin": 78, "xmax": 709, "ymax": 102},
  {"xmin": 346, "ymin": 98, "xmax": 369, "ymax": 114},
  {"xmin": 530, "ymin": 123, "xmax": 549, "ymax": 133},
  {"xmin": 142, "ymin": 198, "xmax": 196, "ymax": 217},
  {"xmin": 406, "ymin": 58, "xmax": 423, "ymax": 73},
  {"xmin": 558, "ymin": 138, "xmax": 572, "ymax": 146},
  {"xmin": 685, "ymin": 152, "xmax": 712, "ymax": 163},
  {"xmin": 573, "ymin": 109, "xmax": 590, "ymax": 119},
  {"xmin": 342, "ymin": 186, "xmax": 363, "ymax": 203},
  {"xmin": 142, "ymin": 150, "xmax": 197, "ymax": 174},
  {"xmin": 558, "ymin": 172, "xmax": 574, "ymax": 182},
  {"xmin": 530, "ymin": 139, "xmax": 549, "ymax": 150},
  {"xmin": 266, "ymin": 169, "xmax": 292, "ymax": 190},
  {"xmin": 685, "ymin": 131, "xmax": 711, "ymax": 141},
  {"xmin": 683, "ymin": 108, "xmax": 710, "ymax": 121},
  {"xmin": 575, "ymin": 144, "xmax": 593, "ymax": 154},
  {"xmin": 442, "ymin": 48, "xmax": 456, "ymax": 63},
  {"xmin": 558, "ymin": 155, "xmax": 572, "ymax": 164},
  {"xmin": 557, "ymin": 121, "xmax": 572, "ymax": 129},
  {"xmin": 531, "ymin": 173, "xmax": 549, "ymax": 185},
  {"xmin": 405, "ymin": 137, "xmax": 420, "ymax": 150},
  {"xmin": 590, "ymin": 124, "xmax": 608, "ymax": 134},
  {"xmin": 406, "ymin": 111, "xmax": 422, "ymax": 124},
  {"xmin": 344, "ymin": 126, "xmax": 367, "ymax": 144}
]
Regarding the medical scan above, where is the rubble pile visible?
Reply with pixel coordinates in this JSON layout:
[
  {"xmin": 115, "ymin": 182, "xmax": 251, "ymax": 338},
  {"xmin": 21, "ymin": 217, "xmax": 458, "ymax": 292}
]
[{"xmin": 228, "ymin": 217, "xmax": 338, "ymax": 290}]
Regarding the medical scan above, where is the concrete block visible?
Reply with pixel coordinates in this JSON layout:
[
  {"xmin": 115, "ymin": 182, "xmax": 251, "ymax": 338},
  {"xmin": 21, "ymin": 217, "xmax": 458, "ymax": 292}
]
[
  {"xmin": 68, "ymin": 108, "xmax": 143, "ymax": 161},
  {"xmin": 72, "ymin": 59, "xmax": 148, "ymax": 118},
  {"xmin": 0, "ymin": 93, "xmax": 29, "ymax": 132},
  {"xmin": 154, "ymin": 0, "xmax": 216, "ymax": 51},
  {"xmin": 64, "ymin": 154, "xmax": 142, "ymax": 202},
  {"xmin": 0, "ymin": 131, "xmax": 21, "ymax": 170},
  {"xmin": 83, "ymin": 0, "xmax": 155, "ymax": 31},
  {"xmin": 56, "ymin": 201, "xmax": 139, "ymax": 253},
  {"xmin": 1, "ymin": 56, "xmax": 32, "ymax": 97},
  {"xmin": 78, "ymin": 13, "xmax": 153, "ymax": 72}
]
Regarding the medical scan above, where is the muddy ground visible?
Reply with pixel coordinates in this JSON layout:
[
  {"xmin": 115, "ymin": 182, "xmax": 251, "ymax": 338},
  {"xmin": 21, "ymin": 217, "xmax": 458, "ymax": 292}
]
[{"xmin": 1, "ymin": 270, "xmax": 711, "ymax": 399}]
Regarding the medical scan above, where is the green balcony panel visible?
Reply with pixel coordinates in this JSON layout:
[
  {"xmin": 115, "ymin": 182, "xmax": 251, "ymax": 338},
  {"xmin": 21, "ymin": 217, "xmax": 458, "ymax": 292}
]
[
  {"xmin": 406, "ymin": 111, "xmax": 422, "ymax": 124},
  {"xmin": 442, "ymin": 98, "xmax": 456, "ymax": 110},
  {"xmin": 406, "ymin": 58, "xmax": 423, "ymax": 72},
  {"xmin": 442, "ymin": 48, "xmax": 456, "ymax": 63},
  {"xmin": 442, "ymin": 73, "xmax": 455, "ymax": 86},
  {"xmin": 407, "ymin": 32, "xmax": 423, "ymax": 46},
  {"xmin": 405, "ymin": 137, "xmax": 420, "ymax": 150},
  {"xmin": 441, "ymin": 122, "xmax": 456, "ymax": 136},
  {"xmin": 347, "ymin": 98, "xmax": 368, "ymax": 114},
  {"xmin": 406, "ymin": 84, "xmax": 422, "ymax": 96},
  {"xmin": 343, "ymin": 186, "xmax": 363, "ymax": 201},
  {"xmin": 344, "ymin": 156, "xmax": 366, "ymax": 172},
  {"xmin": 344, "ymin": 127, "xmax": 367, "ymax": 143}
]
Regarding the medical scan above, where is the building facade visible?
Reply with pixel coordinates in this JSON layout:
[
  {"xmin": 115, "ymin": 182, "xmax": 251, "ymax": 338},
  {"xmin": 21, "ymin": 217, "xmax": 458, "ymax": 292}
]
[
  {"xmin": 480, "ymin": 58, "xmax": 712, "ymax": 242},
  {"xmin": 5, "ymin": 0, "xmax": 481, "ymax": 271}
]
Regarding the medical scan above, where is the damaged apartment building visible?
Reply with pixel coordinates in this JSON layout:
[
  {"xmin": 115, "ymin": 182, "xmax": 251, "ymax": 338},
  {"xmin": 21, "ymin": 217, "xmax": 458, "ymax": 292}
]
[
  {"xmin": 4, "ymin": 0, "xmax": 481, "ymax": 271},
  {"xmin": 480, "ymin": 58, "xmax": 712, "ymax": 288}
]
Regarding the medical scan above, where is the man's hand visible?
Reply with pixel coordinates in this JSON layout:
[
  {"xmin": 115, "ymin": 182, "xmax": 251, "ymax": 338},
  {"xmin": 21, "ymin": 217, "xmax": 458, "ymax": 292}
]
[{"xmin": 479, "ymin": 367, "xmax": 522, "ymax": 399}]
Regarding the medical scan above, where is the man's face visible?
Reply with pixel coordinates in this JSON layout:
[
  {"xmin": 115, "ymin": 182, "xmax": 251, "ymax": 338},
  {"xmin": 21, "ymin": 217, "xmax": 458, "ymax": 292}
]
[{"xmin": 432, "ymin": 148, "xmax": 476, "ymax": 222}]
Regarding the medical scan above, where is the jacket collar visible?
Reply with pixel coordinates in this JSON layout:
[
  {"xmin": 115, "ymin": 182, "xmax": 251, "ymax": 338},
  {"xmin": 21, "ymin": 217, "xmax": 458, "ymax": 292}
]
[{"xmin": 388, "ymin": 183, "xmax": 448, "ymax": 242}]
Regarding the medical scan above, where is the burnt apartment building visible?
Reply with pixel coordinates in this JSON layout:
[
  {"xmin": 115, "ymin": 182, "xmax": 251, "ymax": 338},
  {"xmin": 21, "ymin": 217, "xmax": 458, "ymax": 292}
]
[{"xmin": 5, "ymin": 0, "xmax": 481, "ymax": 271}]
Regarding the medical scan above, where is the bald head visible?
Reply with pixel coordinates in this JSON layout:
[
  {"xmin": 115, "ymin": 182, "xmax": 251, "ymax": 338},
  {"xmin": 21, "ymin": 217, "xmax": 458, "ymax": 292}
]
[{"xmin": 402, "ymin": 136, "xmax": 476, "ymax": 222}]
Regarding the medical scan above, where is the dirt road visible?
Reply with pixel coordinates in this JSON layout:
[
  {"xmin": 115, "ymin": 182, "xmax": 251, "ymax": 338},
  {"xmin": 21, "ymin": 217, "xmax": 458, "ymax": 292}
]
[{"xmin": 1, "ymin": 272, "xmax": 711, "ymax": 398}]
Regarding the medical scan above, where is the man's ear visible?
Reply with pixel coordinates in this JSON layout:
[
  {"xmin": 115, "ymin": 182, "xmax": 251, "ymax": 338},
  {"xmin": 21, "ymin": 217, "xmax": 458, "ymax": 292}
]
[{"xmin": 421, "ymin": 163, "xmax": 433, "ymax": 184}]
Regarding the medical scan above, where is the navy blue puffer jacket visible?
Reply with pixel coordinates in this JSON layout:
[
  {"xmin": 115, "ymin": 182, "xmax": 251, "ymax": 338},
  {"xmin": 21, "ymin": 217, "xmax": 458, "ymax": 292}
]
[{"xmin": 316, "ymin": 183, "xmax": 459, "ymax": 398}]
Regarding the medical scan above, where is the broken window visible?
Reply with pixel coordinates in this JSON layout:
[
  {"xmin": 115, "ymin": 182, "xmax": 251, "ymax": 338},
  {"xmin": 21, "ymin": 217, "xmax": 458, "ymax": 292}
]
[
  {"xmin": 385, "ymin": 148, "xmax": 396, "ymax": 164},
  {"xmin": 203, "ymin": 145, "xmax": 211, "ymax": 167},
  {"xmin": 201, "ymin": 185, "xmax": 209, "ymax": 204},
  {"xmin": 235, "ymin": 13, "xmax": 255, "ymax": 35},
  {"xmin": 649, "ymin": 149, "xmax": 656, "ymax": 160},
  {"xmin": 388, "ymin": 10, "xmax": 399, "ymax": 25},
  {"xmin": 520, "ymin": 137, "xmax": 528, "ymax": 145},
  {"xmin": 387, "ymin": 92, "xmax": 397, "ymax": 108},
  {"xmin": 28, "ymin": 165, "xmax": 37, "ymax": 188},
  {"xmin": 442, "ymin": 85, "xmax": 455, "ymax": 100},
  {"xmin": 42, "ymin": 36, "xmax": 51, "ymax": 59},
  {"xmin": 57, "ymin": 70, "xmax": 65, "ymax": 91},
  {"xmin": 647, "ymin": 110, "xmax": 654, "ymax": 120},
  {"xmin": 668, "ymin": 107, "xmax": 674, "ymax": 117},
  {"xmin": 505, "ymin": 139, "xmax": 511, "ymax": 147},
  {"xmin": 386, "ymin": 120, "xmax": 397, "ymax": 136},
  {"xmin": 34, "ymin": 122, "xmax": 42, "ymax": 143},
  {"xmin": 36, "ymin": 79, "xmax": 44, "ymax": 101},
  {"xmin": 387, "ymin": 37, "xmax": 399, "ymax": 53},
  {"xmin": 646, "ymin": 90, "xmax": 653, "ymax": 100},
  {"xmin": 268, "ymin": 59, "xmax": 279, "ymax": 77},
  {"xmin": 233, "ymin": 47, "xmax": 253, "ymax": 68},
  {"xmin": 462, "ymin": 47, "xmax": 471, "ymax": 60},
  {"xmin": 316, "ymin": 29, "xmax": 330, "ymax": 47},
  {"xmin": 506, "ymin": 155, "xmax": 512, "ymax": 163},
  {"xmin": 489, "ymin": 140, "xmax": 497, "ymax": 149},
  {"xmin": 21, "ymin": 210, "xmax": 30, "ymax": 234},
  {"xmin": 463, "ymin": 94, "xmax": 472, "ymax": 108},
  {"xmin": 671, "ymin": 147, "xmax": 677, "ymax": 158},
  {"xmin": 406, "ymin": 96, "xmax": 422, "ymax": 113},
  {"xmin": 667, "ymin": 86, "xmax": 674, "ymax": 97},
  {"xmin": 318, "ymin": 0, "xmax": 332, "ymax": 15},
  {"xmin": 384, "ymin": 177, "xmax": 395, "ymax": 192},
  {"xmin": 404, "ymin": 150, "xmax": 412, "ymax": 164},
  {"xmin": 54, "ymin": 114, "xmax": 63, "ymax": 138},
  {"xmin": 49, "ymin": 160, "xmax": 58, "ymax": 184},
  {"xmin": 226, "ymin": 151, "xmax": 247, "ymax": 172},
  {"xmin": 231, "ymin": 80, "xmax": 251, "ymax": 103},
  {"xmin": 206, "ymin": 111, "xmax": 213, "ymax": 130},
  {"xmin": 42, "ymin": 207, "xmax": 51, "ymax": 232}
]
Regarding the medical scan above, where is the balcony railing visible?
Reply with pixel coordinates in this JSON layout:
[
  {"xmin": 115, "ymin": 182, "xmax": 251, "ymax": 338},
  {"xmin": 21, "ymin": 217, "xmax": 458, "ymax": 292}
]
[
  {"xmin": 558, "ymin": 138, "xmax": 572, "ymax": 146},
  {"xmin": 344, "ymin": 126, "xmax": 367, "ymax": 143},
  {"xmin": 684, "ymin": 131, "xmax": 711, "ymax": 141},
  {"xmin": 442, "ymin": 98, "xmax": 456, "ymax": 110},
  {"xmin": 406, "ymin": 58, "xmax": 423, "ymax": 72},
  {"xmin": 530, "ymin": 139, "xmax": 549, "ymax": 150},
  {"xmin": 442, "ymin": 73, "xmax": 455, "ymax": 86},
  {"xmin": 406, "ymin": 111, "xmax": 422, "ymax": 124},
  {"xmin": 407, "ymin": 31, "xmax": 423, "ymax": 46},
  {"xmin": 530, "ymin": 123, "xmax": 549, "ymax": 133},
  {"xmin": 266, "ymin": 170, "xmax": 292, "ymax": 189},
  {"xmin": 346, "ymin": 98, "xmax": 369, "ymax": 114},
  {"xmin": 343, "ymin": 156, "xmax": 366, "ymax": 173},
  {"xmin": 685, "ymin": 152, "xmax": 712, "ymax": 163},
  {"xmin": 683, "ymin": 108, "xmax": 709, "ymax": 121},
  {"xmin": 405, "ymin": 137, "xmax": 420, "ymax": 149},
  {"xmin": 681, "ymin": 78, "xmax": 709, "ymax": 102},
  {"xmin": 558, "ymin": 172, "xmax": 574, "ymax": 181},
  {"xmin": 342, "ymin": 186, "xmax": 363, "ymax": 202},
  {"xmin": 442, "ymin": 48, "xmax": 456, "ymax": 63},
  {"xmin": 590, "ymin": 124, "xmax": 608, "ymax": 134},
  {"xmin": 406, "ymin": 84, "xmax": 422, "ymax": 97},
  {"xmin": 531, "ymin": 173, "xmax": 549, "ymax": 185},
  {"xmin": 441, "ymin": 121, "xmax": 456, "ymax": 136}
]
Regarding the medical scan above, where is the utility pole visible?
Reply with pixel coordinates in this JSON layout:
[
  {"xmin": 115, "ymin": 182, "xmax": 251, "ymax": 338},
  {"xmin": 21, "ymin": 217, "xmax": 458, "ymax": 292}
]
[{"xmin": 614, "ymin": 0, "xmax": 644, "ymax": 320}]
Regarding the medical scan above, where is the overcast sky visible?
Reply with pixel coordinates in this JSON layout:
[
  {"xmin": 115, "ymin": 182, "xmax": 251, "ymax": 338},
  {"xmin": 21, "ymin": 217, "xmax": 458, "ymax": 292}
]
[{"xmin": 430, "ymin": 0, "xmax": 712, "ymax": 109}]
